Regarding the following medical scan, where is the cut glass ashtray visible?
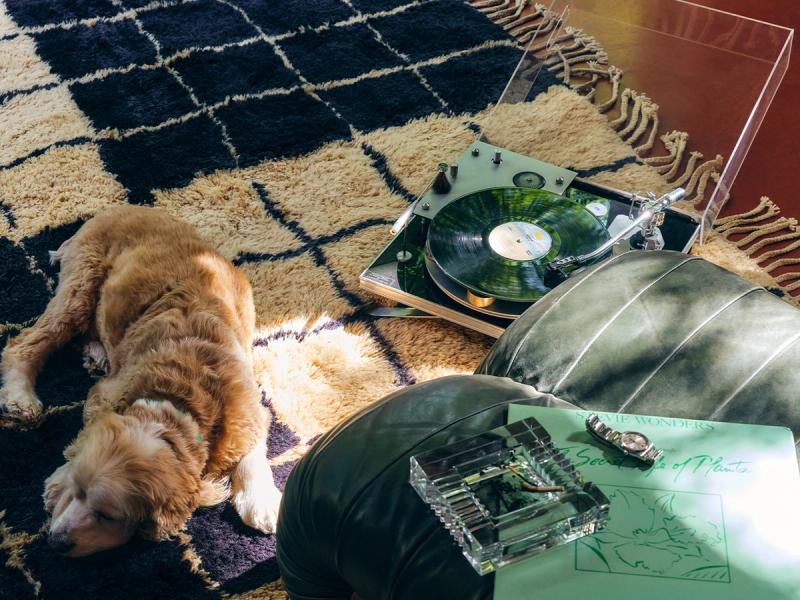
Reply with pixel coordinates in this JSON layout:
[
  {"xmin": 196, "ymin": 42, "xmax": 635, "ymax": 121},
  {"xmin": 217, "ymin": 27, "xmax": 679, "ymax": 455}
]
[{"xmin": 410, "ymin": 417, "xmax": 610, "ymax": 575}]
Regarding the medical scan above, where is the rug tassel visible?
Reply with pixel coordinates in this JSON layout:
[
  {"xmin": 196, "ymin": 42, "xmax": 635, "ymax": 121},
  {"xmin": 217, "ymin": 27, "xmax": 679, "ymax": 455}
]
[
  {"xmin": 503, "ymin": 8, "xmax": 545, "ymax": 31},
  {"xmin": 554, "ymin": 47, "xmax": 572, "ymax": 84},
  {"xmin": 775, "ymin": 271, "xmax": 800, "ymax": 284},
  {"xmin": 518, "ymin": 14, "xmax": 561, "ymax": 43},
  {"xmin": 609, "ymin": 89, "xmax": 633, "ymax": 128},
  {"xmin": 471, "ymin": 0, "xmax": 508, "ymax": 9},
  {"xmin": 644, "ymin": 130, "xmax": 687, "ymax": 166},
  {"xmin": 480, "ymin": 0, "xmax": 514, "ymax": 15},
  {"xmin": 765, "ymin": 256, "xmax": 800, "ymax": 273},
  {"xmin": 566, "ymin": 62, "xmax": 611, "ymax": 99},
  {"xmin": 685, "ymin": 155, "xmax": 723, "ymax": 203},
  {"xmin": 667, "ymin": 150, "xmax": 703, "ymax": 185},
  {"xmin": 719, "ymin": 220, "xmax": 779, "ymax": 238},
  {"xmin": 490, "ymin": 0, "xmax": 528, "ymax": 23},
  {"xmin": 733, "ymin": 217, "xmax": 797, "ymax": 252},
  {"xmin": 780, "ymin": 279, "xmax": 800, "ymax": 293},
  {"xmin": 754, "ymin": 237, "xmax": 800, "ymax": 261},
  {"xmin": 633, "ymin": 108, "xmax": 659, "ymax": 154},
  {"xmin": 744, "ymin": 228, "xmax": 800, "ymax": 256},
  {"xmin": 528, "ymin": 27, "xmax": 581, "ymax": 52},
  {"xmin": 580, "ymin": 78, "xmax": 598, "ymax": 100},
  {"xmin": 550, "ymin": 49, "xmax": 608, "ymax": 72},
  {"xmin": 544, "ymin": 39, "xmax": 584, "ymax": 61},
  {"xmin": 714, "ymin": 197, "xmax": 777, "ymax": 230},
  {"xmin": 653, "ymin": 132, "xmax": 688, "ymax": 175},
  {"xmin": 573, "ymin": 72, "xmax": 599, "ymax": 92},
  {"xmin": 618, "ymin": 94, "xmax": 647, "ymax": 138},
  {"xmin": 596, "ymin": 66, "xmax": 623, "ymax": 113},
  {"xmin": 545, "ymin": 36, "xmax": 601, "ymax": 63},
  {"xmin": 624, "ymin": 99, "xmax": 657, "ymax": 145}
]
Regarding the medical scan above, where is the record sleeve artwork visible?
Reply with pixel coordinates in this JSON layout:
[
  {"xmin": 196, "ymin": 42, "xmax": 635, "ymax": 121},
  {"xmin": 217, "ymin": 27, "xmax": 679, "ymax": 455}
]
[{"xmin": 361, "ymin": 141, "xmax": 698, "ymax": 336}]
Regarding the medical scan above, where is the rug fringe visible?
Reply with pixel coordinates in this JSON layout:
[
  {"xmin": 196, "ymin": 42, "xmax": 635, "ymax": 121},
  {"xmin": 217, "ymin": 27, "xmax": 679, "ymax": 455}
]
[
  {"xmin": 752, "ymin": 234, "xmax": 800, "ymax": 261},
  {"xmin": 711, "ymin": 200, "xmax": 800, "ymax": 304},
  {"xmin": 487, "ymin": 0, "xmax": 529, "ymax": 23},
  {"xmin": 596, "ymin": 65, "xmax": 623, "ymax": 113},
  {"xmin": 715, "ymin": 197, "xmax": 778, "ymax": 231},
  {"xmin": 654, "ymin": 132, "xmax": 689, "ymax": 177},
  {"xmin": 764, "ymin": 256, "xmax": 800, "ymax": 273},
  {"xmin": 668, "ymin": 150, "xmax": 702, "ymax": 187},
  {"xmin": 474, "ymin": 0, "xmax": 514, "ymax": 14},
  {"xmin": 528, "ymin": 26, "xmax": 580, "ymax": 52},
  {"xmin": 609, "ymin": 88, "xmax": 633, "ymax": 129},
  {"xmin": 617, "ymin": 92, "xmax": 645, "ymax": 137},
  {"xmin": 774, "ymin": 270, "xmax": 800, "ymax": 285},
  {"xmin": 684, "ymin": 154, "xmax": 723, "ymax": 203},
  {"xmin": 732, "ymin": 217, "xmax": 797, "ymax": 249},
  {"xmin": 624, "ymin": 98, "xmax": 658, "ymax": 146},
  {"xmin": 516, "ymin": 10, "xmax": 561, "ymax": 43},
  {"xmin": 472, "ymin": 0, "xmax": 509, "ymax": 10},
  {"xmin": 502, "ymin": 5, "xmax": 545, "ymax": 31}
]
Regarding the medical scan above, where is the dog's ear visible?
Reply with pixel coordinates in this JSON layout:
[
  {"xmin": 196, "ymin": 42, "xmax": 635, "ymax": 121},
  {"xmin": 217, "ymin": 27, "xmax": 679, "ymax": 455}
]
[
  {"xmin": 139, "ymin": 495, "xmax": 194, "ymax": 541},
  {"xmin": 64, "ymin": 430, "xmax": 88, "ymax": 460},
  {"xmin": 139, "ymin": 472, "xmax": 220, "ymax": 540},
  {"xmin": 43, "ymin": 463, "xmax": 70, "ymax": 513},
  {"xmin": 198, "ymin": 477, "xmax": 229, "ymax": 507}
]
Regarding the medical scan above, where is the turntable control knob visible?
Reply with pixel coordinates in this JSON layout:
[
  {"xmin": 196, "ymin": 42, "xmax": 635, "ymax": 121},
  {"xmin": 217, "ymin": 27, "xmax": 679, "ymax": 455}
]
[
  {"xmin": 555, "ymin": 176, "xmax": 565, "ymax": 185},
  {"xmin": 450, "ymin": 164, "xmax": 458, "ymax": 178},
  {"xmin": 471, "ymin": 148, "xmax": 480, "ymax": 157},
  {"xmin": 432, "ymin": 163, "xmax": 451, "ymax": 194},
  {"xmin": 493, "ymin": 151, "xmax": 502, "ymax": 165}
]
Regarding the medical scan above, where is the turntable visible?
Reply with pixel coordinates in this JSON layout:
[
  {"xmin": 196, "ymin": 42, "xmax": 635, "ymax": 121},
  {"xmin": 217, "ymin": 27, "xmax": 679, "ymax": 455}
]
[{"xmin": 360, "ymin": 141, "xmax": 696, "ymax": 336}]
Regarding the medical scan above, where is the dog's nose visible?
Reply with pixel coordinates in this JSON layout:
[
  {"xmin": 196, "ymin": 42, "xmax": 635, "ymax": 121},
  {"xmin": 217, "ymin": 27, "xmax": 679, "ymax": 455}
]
[{"xmin": 47, "ymin": 532, "xmax": 75, "ymax": 554}]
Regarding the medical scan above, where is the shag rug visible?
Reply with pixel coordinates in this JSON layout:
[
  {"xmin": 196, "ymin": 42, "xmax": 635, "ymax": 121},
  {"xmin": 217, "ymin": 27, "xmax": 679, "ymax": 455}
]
[{"xmin": 0, "ymin": 0, "xmax": 797, "ymax": 598}]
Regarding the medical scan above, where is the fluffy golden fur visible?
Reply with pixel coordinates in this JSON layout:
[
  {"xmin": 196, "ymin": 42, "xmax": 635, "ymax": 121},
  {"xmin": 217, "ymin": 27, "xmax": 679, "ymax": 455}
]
[{"xmin": 0, "ymin": 205, "xmax": 280, "ymax": 556}]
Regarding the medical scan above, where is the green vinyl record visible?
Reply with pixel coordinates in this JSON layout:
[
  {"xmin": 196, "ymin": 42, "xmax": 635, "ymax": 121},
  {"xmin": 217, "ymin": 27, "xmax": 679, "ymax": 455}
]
[{"xmin": 427, "ymin": 187, "xmax": 609, "ymax": 302}]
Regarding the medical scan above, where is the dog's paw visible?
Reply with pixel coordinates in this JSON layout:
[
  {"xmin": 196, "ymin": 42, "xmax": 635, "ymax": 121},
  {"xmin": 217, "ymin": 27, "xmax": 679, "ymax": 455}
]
[
  {"xmin": 82, "ymin": 341, "xmax": 109, "ymax": 378},
  {"xmin": 0, "ymin": 379, "xmax": 43, "ymax": 422},
  {"xmin": 232, "ymin": 479, "xmax": 282, "ymax": 534}
]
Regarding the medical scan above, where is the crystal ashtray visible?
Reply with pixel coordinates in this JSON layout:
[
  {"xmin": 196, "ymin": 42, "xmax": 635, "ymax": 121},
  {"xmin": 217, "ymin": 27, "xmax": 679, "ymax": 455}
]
[{"xmin": 410, "ymin": 417, "xmax": 610, "ymax": 575}]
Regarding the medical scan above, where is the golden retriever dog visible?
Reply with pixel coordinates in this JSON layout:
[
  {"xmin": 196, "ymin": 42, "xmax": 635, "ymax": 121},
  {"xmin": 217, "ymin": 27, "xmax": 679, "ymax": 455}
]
[{"xmin": 0, "ymin": 206, "xmax": 281, "ymax": 556}]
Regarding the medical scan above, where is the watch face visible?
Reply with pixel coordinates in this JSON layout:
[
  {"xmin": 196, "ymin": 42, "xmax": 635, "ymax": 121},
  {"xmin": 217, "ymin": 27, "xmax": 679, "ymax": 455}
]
[{"xmin": 620, "ymin": 432, "xmax": 649, "ymax": 453}]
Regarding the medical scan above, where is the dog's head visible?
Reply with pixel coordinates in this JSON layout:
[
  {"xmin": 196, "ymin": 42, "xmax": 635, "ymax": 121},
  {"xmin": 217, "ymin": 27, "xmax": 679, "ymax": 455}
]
[{"xmin": 43, "ymin": 408, "xmax": 226, "ymax": 556}]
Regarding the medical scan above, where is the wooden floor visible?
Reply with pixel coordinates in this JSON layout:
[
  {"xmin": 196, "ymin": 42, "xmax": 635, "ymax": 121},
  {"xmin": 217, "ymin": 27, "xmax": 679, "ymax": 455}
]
[{"xmin": 693, "ymin": 0, "xmax": 799, "ymax": 218}]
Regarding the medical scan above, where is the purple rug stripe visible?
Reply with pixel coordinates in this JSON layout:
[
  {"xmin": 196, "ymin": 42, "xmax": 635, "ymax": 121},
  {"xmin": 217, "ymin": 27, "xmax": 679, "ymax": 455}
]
[
  {"xmin": 252, "ymin": 319, "xmax": 344, "ymax": 348},
  {"xmin": 260, "ymin": 391, "xmax": 301, "ymax": 460}
]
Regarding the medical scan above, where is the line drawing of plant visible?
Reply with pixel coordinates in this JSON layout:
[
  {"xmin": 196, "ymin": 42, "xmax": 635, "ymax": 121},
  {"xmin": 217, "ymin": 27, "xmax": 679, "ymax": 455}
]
[{"xmin": 575, "ymin": 486, "xmax": 730, "ymax": 582}]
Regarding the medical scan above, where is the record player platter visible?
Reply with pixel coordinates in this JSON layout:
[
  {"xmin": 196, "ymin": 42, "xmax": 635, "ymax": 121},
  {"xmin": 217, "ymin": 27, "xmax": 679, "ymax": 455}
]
[{"xmin": 427, "ymin": 187, "xmax": 609, "ymax": 304}]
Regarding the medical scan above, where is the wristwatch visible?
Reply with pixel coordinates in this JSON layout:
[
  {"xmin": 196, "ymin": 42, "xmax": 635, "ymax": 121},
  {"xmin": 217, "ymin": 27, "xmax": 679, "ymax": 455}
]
[{"xmin": 585, "ymin": 413, "xmax": 663, "ymax": 465}]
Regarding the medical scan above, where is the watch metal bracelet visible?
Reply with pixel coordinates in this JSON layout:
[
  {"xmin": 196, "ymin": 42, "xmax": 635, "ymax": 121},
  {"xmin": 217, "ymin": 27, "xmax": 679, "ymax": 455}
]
[{"xmin": 585, "ymin": 413, "xmax": 663, "ymax": 466}]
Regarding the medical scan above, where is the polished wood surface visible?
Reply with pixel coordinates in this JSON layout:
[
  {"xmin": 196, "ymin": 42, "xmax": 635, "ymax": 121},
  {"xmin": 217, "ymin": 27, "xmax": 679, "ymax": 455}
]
[{"xmin": 680, "ymin": 1, "xmax": 799, "ymax": 217}]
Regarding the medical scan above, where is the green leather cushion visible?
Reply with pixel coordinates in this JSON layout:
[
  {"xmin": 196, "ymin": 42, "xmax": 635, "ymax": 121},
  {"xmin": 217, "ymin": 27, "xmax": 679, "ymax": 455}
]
[
  {"xmin": 479, "ymin": 250, "xmax": 800, "ymax": 438},
  {"xmin": 276, "ymin": 375, "xmax": 575, "ymax": 600}
]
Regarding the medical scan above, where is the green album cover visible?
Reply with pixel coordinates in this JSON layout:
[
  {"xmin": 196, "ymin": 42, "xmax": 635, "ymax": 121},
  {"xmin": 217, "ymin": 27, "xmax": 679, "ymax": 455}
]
[{"xmin": 495, "ymin": 405, "xmax": 800, "ymax": 599}]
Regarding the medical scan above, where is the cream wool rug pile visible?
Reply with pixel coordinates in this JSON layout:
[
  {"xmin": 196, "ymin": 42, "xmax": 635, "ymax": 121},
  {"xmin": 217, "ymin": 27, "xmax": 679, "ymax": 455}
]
[{"xmin": 0, "ymin": 0, "xmax": 795, "ymax": 598}]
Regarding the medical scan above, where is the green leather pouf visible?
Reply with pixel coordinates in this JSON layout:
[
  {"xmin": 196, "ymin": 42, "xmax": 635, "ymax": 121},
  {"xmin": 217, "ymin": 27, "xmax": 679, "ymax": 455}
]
[
  {"xmin": 479, "ymin": 250, "xmax": 800, "ymax": 438},
  {"xmin": 276, "ymin": 374, "xmax": 575, "ymax": 600}
]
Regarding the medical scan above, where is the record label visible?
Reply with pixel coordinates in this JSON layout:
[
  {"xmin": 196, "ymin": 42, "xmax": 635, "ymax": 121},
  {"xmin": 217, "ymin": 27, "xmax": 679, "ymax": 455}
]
[{"xmin": 487, "ymin": 221, "xmax": 552, "ymax": 261}]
